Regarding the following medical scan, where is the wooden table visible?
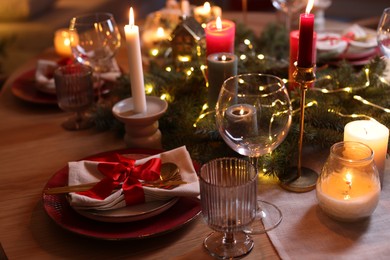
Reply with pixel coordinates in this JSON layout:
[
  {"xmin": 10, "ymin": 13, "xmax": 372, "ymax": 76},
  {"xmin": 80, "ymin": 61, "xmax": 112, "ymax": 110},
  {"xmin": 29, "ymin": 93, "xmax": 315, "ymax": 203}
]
[{"xmin": 0, "ymin": 12, "xmax": 288, "ymax": 260}]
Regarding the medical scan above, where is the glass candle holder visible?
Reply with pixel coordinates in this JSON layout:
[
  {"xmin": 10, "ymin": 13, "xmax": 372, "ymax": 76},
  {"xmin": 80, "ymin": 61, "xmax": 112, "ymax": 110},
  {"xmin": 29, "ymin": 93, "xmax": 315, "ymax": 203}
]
[
  {"xmin": 316, "ymin": 141, "xmax": 381, "ymax": 222},
  {"xmin": 54, "ymin": 29, "xmax": 73, "ymax": 57}
]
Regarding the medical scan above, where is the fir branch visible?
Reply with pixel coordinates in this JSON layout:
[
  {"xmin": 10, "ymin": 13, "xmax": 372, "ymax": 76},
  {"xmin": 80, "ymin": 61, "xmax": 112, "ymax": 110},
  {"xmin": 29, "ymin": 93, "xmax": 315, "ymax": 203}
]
[{"xmin": 255, "ymin": 23, "xmax": 289, "ymax": 60}]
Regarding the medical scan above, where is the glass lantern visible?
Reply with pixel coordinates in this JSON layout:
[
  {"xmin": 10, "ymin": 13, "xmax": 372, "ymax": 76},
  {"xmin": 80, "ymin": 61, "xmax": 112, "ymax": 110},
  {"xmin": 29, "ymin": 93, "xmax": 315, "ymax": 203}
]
[{"xmin": 141, "ymin": 8, "xmax": 181, "ymax": 58}]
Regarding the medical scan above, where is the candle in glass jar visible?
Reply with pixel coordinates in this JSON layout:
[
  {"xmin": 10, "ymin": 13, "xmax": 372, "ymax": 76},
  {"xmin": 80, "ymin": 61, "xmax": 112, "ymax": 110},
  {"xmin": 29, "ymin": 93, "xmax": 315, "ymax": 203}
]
[
  {"xmin": 141, "ymin": 26, "xmax": 169, "ymax": 52},
  {"xmin": 205, "ymin": 17, "xmax": 235, "ymax": 56},
  {"xmin": 194, "ymin": 2, "xmax": 222, "ymax": 24},
  {"xmin": 207, "ymin": 52, "xmax": 237, "ymax": 109},
  {"xmin": 195, "ymin": 2, "xmax": 211, "ymax": 17},
  {"xmin": 316, "ymin": 169, "xmax": 380, "ymax": 221},
  {"xmin": 124, "ymin": 7, "xmax": 147, "ymax": 114},
  {"xmin": 54, "ymin": 29, "xmax": 73, "ymax": 57},
  {"xmin": 344, "ymin": 120, "xmax": 389, "ymax": 185},
  {"xmin": 297, "ymin": 0, "xmax": 315, "ymax": 68},
  {"xmin": 225, "ymin": 104, "xmax": 258, "ymax": 138}
]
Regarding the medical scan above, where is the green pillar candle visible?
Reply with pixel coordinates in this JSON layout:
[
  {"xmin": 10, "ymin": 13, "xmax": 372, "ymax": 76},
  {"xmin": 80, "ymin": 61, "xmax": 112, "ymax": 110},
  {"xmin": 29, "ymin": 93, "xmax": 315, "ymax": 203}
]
[{"xmin": 207, "ymin": 52, "xmax": 237, "ymax": 109}]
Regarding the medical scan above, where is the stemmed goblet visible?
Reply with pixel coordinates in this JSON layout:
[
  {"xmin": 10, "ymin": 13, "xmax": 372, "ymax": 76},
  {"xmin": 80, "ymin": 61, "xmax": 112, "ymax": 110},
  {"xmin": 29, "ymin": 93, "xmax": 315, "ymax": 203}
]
[
  {"xmin": 69, "ymin": 12, "xmax": 121, "ymax": 101},
  {"xmin": 54, "ymin": 64, "xmax": 94, "ymax": 130},
  {"xmin": 199, "ymin": 158, "xmax": 258, "ymax": 259},
  {"xmin": 377, "ymin": 7, "xmax": 390, "ymax": 58},
  {"xmin": 271, "ymin": 0, "xmax": 307, "ymax": 31},
  {"xmin": 216, "ymin": 73, "xmax": 292, "ymax": 233}
]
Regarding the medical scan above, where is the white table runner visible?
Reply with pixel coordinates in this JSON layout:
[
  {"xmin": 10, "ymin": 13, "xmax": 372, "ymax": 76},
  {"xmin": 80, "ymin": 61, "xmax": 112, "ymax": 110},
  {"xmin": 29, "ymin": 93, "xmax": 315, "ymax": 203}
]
[{"xmin": 260, "ymin": 155, "xmax": 390, "ymax": 259}]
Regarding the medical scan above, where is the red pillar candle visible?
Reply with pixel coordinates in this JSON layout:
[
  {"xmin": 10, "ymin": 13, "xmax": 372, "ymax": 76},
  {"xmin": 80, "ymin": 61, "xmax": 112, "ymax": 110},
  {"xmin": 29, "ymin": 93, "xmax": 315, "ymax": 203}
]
[
  {"xmin": 205, "ymin": 17, "xmax": 235, "ymax": 56},
  {"xmin": 289, "ymin": 30, "xmax": 299, "ymax": 89},
  {"xmin": 297, "ymin": 0, "xmax": 315, "ymax": 68},
  {"xmin": 289, "ymin": 29, "xmax": 317, "ymax": 89}
]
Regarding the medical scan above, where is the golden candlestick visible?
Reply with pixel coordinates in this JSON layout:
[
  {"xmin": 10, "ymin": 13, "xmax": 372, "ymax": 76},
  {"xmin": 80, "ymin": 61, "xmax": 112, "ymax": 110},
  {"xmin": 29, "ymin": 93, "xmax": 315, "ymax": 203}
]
[{"xmin": 280, "ymin": 64, "xmax": 318, "ymax": 192}]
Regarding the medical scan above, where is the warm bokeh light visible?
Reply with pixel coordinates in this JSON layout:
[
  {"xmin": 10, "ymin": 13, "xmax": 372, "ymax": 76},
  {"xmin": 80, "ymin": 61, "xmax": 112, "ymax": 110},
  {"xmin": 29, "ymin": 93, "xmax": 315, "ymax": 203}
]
[{"xmin": 203, "ymin": 2, "xmax": 211, "ymax": 13}]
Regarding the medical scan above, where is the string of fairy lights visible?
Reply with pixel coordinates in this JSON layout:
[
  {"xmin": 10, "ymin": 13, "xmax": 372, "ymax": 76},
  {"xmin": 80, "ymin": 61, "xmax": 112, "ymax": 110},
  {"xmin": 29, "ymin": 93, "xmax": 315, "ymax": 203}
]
[
  {"xmin": 311, "ymin": 67, "xmax": 390, "ymax": 119},
  {"xmin": 146, "ymin": 36, "xmax": 390, "ymax": 127}
]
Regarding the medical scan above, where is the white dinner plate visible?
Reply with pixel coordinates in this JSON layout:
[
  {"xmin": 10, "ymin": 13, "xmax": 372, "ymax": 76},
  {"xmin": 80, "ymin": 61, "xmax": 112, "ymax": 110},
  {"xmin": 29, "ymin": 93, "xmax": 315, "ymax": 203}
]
[{"xmin": 73, "ymin": 197, "xmax": 179, "ymax": 223}]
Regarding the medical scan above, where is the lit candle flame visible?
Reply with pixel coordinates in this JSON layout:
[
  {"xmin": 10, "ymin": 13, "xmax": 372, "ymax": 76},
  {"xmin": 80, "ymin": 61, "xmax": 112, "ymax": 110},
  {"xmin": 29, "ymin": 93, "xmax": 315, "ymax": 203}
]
[
  {"xmin": 221, "ymin": 55, "xmax": 227, "ymax": 61},
  {"xmin": 204, "ymin": 2, "xmax": 211, "ymax": 13},
  {"xmin": 239, "ymin": 108, "xmax": 245, "ymax": 115},
  {"xmin": 156, "ymin": 27, "xmax": 165, "ymax": 38},
  {"xmin": 305, "ymin": 0, "xmax": 314, "ymax": 14},
  {"xmin": 63, "ymin": 37, "xmax": 70, "ymax": 47},
  {"xmin": 216, "ymin": 16, "xmax": 222, "ymax": 30},
  {"xmin": 129, "ymin": 7, "xmax": 135, "ymax": 27}
]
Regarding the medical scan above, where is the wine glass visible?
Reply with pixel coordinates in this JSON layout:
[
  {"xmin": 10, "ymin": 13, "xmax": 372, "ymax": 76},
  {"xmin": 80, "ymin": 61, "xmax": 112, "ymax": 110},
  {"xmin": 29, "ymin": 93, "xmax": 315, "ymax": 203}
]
[
  {"xmin": 54, "ymin": 64, "xmax": 94, "ymax": 130},
  {"xmin": 216, "ymin": 73, "xmax": 292, "ymax": 233},
  {"xmin": 271, "ymin": 0, "xmax": 307, "ymax": 31},
  {"xmin": 199, "ymin": 158, "xmax": 258, "ymax": 259},
  {"xmin": 69, "ymin": 12, "xmax": 121, "ymax": 100},
  {"xmin": 377, "ymin": 7, "xmax": 390, "ymax": 58}
]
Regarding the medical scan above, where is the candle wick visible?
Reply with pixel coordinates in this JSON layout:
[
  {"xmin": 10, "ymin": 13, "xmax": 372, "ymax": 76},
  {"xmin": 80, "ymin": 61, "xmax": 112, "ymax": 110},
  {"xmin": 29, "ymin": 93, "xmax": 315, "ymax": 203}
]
[
  {"xmin": 343, "ymin": 180, "xmax": 352, "ymax": 200},
  {"xmin": 343, "ymin": 186, "xmax": 351, "ymax": 200},
  {"xmin": 345, "ymin": 178, "xmax": 352, "ymax": 189}
]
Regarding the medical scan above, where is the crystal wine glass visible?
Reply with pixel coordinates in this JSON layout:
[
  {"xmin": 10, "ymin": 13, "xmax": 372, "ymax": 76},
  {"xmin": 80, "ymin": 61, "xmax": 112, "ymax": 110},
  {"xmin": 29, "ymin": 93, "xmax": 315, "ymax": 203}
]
[
  {"xmin": 216, "ymin": 73, "xmax": 292, "ymax": 233},
  {"xmin": 69, "ymin": 12, "xmax": 121, "ymax": 100},
  {"xmin": 377, "ymin": 7, "xmax": 390, "ymax": 58},
  {"xmin": 54, "ymin": 64, "xmax": 94, "ymax": 130},
  {"xmin": 271, "ymin": 0, "xmax": 307, "ymax": 31}
]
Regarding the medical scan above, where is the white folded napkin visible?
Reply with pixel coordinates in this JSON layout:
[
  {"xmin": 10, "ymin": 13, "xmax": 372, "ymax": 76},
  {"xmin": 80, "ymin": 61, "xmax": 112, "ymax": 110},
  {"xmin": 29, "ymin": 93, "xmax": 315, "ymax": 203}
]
[
  {"xmin": 342, "ymin": 24, "xmax": 367, "ymax": 41},
  {"xmin": 316, "ymin": 32, "xmax": 348, "ymax": 54},
  {"xmin": 68, "ymin": 146, "xmax": 199, "ymax": 211},
  {"xmin": 35, "ymin": 59, "xmax": 58, "ymax": 94},
  {"xmin": 342, "ymin": 24, "xmax": 377, "ymax": 48}
]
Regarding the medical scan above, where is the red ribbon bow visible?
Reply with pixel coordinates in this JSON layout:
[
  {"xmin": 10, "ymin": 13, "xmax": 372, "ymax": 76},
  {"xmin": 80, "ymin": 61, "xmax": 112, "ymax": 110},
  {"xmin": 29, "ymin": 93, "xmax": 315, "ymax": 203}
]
[
  {"xmin": 317, "ymin": 34, "xmax": 353, "ymax": 59},
  {"xmin": 77, "ymin": 154, "xmax": 161, "ymax": 206}
]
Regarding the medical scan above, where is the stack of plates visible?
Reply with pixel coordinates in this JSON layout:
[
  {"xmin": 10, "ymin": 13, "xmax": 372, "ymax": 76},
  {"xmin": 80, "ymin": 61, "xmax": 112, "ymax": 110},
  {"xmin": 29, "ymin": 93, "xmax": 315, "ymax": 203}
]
[
  {"xmin": 42, "ymin": 149, "xmax": 201, "ymax": 240},
  {"xmin": 317, "ymin": 25, "xmax": 379, "ymax": 66}
]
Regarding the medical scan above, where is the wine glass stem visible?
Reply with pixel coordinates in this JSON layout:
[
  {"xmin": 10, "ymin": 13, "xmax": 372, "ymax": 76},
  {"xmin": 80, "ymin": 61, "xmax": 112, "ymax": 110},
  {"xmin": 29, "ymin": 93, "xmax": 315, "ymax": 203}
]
[
  {"xmin": 223, "ymin": 232, "xmax": 235, "ymax": 245},
  {"xmin": 75, "ymin": 111, "xmax": 83, "ymax": 129},
  {"xmin": 95, "ymin": 72, "xmax": 103, "ymax": 102},
  {"xmin": 249, "ymin": 157, "xmax": 259, "ymax": 174}
]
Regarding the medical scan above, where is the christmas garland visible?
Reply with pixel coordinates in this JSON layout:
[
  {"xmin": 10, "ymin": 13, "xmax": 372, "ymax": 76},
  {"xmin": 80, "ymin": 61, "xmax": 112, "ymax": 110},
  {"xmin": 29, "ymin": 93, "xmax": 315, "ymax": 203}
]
[{"xmin": 91, "ymin": 22, "xmax": 390, "ymax": 179}]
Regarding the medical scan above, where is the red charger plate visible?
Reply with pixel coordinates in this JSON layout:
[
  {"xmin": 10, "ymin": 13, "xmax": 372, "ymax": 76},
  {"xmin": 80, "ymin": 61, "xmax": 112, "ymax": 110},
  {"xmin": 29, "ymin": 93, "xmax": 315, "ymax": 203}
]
[
  {"xmin": 11, "ymin": 69, "xmax": 58, "ymax": 105},
  {"xmin": 11, "ymin": 68, "xmax": 118, "ymax": 105}
]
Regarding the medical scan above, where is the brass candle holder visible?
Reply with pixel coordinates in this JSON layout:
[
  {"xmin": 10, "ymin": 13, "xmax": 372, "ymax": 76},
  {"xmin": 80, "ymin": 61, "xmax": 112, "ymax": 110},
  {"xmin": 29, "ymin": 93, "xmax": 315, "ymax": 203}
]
[{"xmin": 280, "ymin": 64, "xmax": 319, "ymax": 192}]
